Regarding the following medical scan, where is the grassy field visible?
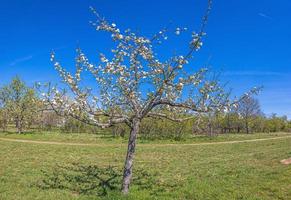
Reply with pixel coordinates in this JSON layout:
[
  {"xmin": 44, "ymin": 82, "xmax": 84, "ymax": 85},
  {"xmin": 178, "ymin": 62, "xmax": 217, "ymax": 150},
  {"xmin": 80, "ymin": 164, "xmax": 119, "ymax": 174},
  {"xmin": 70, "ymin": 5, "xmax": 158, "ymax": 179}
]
[{"xmin": 0, "ymin": 132, "xmax": 290, "ymax": 200}]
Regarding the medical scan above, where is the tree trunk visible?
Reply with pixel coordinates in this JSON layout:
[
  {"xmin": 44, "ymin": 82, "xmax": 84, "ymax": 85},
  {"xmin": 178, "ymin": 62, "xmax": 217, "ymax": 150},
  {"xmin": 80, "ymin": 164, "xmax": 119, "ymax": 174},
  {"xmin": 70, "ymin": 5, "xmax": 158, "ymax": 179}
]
[
  {"xmin": 16, "ymin": 117, "xmax": 22, "ymax": 134},
  {"xmin": 245, "ymin": 120, "xmax": 249, "ymax": 134},
  {"xmin": 208, "ymin": 117, "xmax": 214, "ymax": 137},
  {"xmin": 121, "ymin": 118, "xmax": 140, "ymax": 194}
]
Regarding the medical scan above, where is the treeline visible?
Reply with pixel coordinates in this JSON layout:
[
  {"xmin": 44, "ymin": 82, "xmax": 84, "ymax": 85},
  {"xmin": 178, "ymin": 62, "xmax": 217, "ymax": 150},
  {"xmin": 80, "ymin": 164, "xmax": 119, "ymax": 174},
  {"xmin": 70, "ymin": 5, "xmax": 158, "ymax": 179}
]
[{"xmin": 0, "ymin": 77, "xmax": 290, "ymax": 138}]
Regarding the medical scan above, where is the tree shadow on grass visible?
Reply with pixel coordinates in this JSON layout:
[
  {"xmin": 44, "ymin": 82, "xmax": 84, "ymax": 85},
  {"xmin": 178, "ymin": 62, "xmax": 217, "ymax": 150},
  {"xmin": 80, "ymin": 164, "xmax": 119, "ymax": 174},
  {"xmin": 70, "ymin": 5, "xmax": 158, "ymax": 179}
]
[
  {"xmin": 37, "ymin": 163, "xmax": 180, "ymax": 197},
  {"xmin": 38, "ymin": 163, "xmax": 120, "ymax": 196}
]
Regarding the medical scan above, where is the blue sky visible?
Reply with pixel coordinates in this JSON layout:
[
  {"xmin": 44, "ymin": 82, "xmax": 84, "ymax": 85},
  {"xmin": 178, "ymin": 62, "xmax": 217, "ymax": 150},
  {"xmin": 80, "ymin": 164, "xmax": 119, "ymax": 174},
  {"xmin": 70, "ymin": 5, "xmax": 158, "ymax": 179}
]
[{"xmin": 0, "ymin": 0, "xmax": 290, "ymax": 118}]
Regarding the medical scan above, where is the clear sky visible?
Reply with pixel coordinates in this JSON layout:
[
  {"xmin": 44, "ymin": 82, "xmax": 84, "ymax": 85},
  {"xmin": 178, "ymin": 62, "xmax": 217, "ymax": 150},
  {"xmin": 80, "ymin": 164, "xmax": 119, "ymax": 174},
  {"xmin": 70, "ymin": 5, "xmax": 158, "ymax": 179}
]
[{"xmin": 0, "ymin": 0, "xmax": 290, "ymax": 118}]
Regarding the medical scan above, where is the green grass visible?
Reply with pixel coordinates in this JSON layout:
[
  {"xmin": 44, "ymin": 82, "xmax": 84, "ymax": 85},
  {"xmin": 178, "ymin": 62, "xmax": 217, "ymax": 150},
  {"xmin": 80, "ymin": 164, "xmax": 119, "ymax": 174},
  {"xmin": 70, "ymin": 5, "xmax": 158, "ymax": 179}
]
[
  {"xmin": 0, "ymin": 132, "xmax": 290, "ymax": 199},
  {"xmin": 1, "ymin": 131, "xmax": 290, "ymax": 144}
]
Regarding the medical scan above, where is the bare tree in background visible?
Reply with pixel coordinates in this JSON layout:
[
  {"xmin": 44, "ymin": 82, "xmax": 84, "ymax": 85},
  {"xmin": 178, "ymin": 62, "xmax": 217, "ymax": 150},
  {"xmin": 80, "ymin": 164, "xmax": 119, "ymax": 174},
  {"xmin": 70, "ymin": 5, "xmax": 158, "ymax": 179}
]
[
  {"xmin": 43, "ymin": 0, "xmax": 257, "ymax": 194},
  {"xmin": 238, "ymin": 96, "xmax": 262, "ymax": 134}
]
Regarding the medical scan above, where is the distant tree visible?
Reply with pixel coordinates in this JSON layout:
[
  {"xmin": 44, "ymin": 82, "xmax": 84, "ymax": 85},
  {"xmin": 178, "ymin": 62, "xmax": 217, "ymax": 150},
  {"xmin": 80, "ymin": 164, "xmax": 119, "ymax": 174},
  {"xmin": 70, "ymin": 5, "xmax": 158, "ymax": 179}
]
[
  {"xmin": 219, "ymin": 112, "xmax": 235, "ymax": 133},
  {"xmin": 287, "ymin": 120, "xmax": 291, "ymax": 132},
  {"xmin": 206, "ymin": 112, "xmax": 217, "ymax": 136},
  {"xmin": 265, "ymin": 114, "xmax": 288, "ymax": 132},
  {"xmin": 0, "ymin": 108, "xmax": 9, "ymax": 132},
  {"xmin": 44, "ymin": 0, "xmax": 257, "ymax": 194},
  {"xmin": 37, "ymin": 110, "xmax": 63, "ymax": 131},
  {"xmin": 225, "ymin": 105, "xmax": 245, "ymax": 134},
  {"xmin": 0, "ymin": 77, "xmax": 38, "ymax": 133},
  {"xmin": 238, "ymin": 96, "xmax": 262, "ymax": 134}
]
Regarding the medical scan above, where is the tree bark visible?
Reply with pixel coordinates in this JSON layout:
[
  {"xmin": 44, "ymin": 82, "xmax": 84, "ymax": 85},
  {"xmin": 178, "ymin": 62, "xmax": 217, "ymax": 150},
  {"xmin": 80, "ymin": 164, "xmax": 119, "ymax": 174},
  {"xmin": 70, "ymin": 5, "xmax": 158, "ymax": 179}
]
[{"xmin": 121, "ymin": 118, "xmax": 140, "ymax": 194}]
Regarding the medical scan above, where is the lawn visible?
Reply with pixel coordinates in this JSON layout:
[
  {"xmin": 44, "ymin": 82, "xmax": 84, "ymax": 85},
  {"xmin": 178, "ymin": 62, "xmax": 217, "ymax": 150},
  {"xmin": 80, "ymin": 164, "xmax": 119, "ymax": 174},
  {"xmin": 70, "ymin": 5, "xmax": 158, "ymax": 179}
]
[{"xmin": 0, "ymin": 132, "xmax": 290, "ymax": 199}]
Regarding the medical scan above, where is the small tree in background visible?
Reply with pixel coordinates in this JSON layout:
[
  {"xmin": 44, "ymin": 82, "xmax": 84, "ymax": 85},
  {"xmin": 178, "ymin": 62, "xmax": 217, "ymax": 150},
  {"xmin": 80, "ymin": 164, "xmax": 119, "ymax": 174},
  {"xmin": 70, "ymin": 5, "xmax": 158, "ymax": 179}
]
[
  {"xmin": 44, "ymin": 0, "xmax": 257, "ymax": 194},
  {"xmin": 238, "ymin": 96, "xmax": 262, "ymax": 134},
  {"xmin": 0, "ymin": 77, "xmax": 38, "ymax": 133},
  {"xmin": 265, "ymin": 114, "xmax": 288, "ymax": 132}
]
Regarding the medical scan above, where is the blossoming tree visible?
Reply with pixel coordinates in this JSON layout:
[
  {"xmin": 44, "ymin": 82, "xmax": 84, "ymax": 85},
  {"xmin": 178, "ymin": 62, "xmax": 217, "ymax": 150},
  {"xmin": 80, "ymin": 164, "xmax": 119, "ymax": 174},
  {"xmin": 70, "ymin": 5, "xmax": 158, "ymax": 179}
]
[{"xmin": 44, "ymin": 0, "xmax": 257, "ymax": 194}]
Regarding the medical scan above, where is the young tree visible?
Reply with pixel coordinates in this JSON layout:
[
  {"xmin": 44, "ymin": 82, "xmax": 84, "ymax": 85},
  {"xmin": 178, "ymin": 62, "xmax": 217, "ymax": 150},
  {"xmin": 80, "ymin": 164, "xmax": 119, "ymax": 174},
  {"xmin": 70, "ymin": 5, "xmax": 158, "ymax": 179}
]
[
  {"xmin": 44, "ymin": 0, "xmax": 256, "ymax": 193},
  {"xmin": 0, "ymin": 77, "xmax": 38, "ymax": 133}
]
